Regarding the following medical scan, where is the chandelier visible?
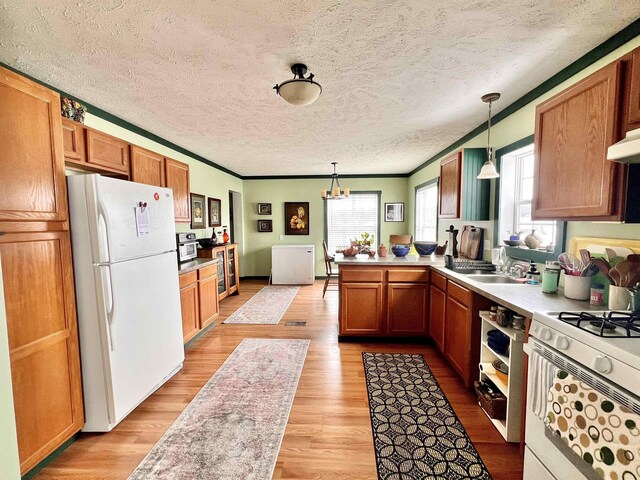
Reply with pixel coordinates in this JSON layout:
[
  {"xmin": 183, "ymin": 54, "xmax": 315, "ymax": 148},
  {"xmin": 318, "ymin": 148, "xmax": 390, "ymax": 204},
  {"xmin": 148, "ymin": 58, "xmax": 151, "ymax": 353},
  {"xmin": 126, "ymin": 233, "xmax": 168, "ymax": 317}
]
[{"xmin": 321, "ymin": 162, "xmax": 350, "ymax": 200}]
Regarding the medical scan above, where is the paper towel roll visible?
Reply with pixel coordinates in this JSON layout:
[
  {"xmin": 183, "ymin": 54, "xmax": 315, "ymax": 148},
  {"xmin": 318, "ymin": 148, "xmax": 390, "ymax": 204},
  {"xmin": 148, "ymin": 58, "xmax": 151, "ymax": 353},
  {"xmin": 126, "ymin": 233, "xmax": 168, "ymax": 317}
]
[{"xmin": 479, "ymin": 362, "xmax": 496, "ymax": 375}]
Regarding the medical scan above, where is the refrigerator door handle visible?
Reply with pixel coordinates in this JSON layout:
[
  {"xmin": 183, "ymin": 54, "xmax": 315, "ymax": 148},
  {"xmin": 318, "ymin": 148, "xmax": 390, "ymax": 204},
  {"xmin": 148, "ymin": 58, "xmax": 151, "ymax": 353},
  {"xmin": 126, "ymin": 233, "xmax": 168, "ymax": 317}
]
[
  {"xmin": 101, "ymin": 265, "xmax": 115, "ymax": 351},
  {"xmin": 97, "ymin": 200, "xmax": 112, "ymax": 264}
]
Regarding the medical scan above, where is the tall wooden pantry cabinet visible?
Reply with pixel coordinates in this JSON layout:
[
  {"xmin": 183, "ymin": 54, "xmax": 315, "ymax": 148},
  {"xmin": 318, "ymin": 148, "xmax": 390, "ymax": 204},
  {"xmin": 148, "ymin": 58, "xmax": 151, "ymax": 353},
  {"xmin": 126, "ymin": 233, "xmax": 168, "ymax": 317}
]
[{"xmin": 0, "ymin": 66, "xmax": 84, "ymax": 475}]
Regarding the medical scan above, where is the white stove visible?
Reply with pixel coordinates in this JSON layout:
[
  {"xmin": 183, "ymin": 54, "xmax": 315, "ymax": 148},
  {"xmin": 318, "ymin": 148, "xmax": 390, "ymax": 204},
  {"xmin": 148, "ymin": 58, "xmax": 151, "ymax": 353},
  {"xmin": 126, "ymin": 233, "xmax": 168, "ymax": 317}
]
[{"xmin": 524, "ymin": 310, "xmax": 640, "ymax": 480}]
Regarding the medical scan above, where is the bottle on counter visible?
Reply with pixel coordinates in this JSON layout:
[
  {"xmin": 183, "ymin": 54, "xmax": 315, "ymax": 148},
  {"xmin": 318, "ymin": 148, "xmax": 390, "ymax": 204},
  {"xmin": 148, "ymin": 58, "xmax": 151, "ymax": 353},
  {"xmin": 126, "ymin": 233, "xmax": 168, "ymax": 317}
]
[{"xmin": 222, "ymin": 228, "xmax": 229, "ymax": 244}]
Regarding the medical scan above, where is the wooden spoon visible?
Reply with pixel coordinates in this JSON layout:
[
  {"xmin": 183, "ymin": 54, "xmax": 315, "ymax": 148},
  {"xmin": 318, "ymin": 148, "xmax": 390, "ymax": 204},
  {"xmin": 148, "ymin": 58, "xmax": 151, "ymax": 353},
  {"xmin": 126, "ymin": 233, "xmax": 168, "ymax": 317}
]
[
  {"xmin": 615, "ymin": 261, "xmax": 634, "ymax": 287},
  {"xmin": 606, "ymin": 248, "xmax": 617, "ymax": 263},
  {"xmin": 609, "ymin": 265, "xmax": 621, "ymax": 287}
]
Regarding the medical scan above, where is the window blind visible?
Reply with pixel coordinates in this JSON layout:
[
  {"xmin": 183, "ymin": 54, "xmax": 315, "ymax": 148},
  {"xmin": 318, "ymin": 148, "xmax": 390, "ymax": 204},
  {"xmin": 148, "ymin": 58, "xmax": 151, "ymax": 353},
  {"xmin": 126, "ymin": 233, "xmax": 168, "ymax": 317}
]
[
  {"xmin": 415, "ymin": 183, "xmax": 437, "ymax": 241},
  {"xmin": 326, "ymin": 193, "xmax": 379, "ymax": 254}
]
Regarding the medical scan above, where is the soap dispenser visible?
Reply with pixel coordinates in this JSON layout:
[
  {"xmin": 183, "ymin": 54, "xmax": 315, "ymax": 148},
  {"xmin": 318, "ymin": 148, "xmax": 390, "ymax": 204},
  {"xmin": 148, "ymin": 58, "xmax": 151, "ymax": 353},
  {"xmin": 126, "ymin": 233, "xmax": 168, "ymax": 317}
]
[{"xmin": 526, "ymin": 261, "xmax": 540, "ymax": 285}]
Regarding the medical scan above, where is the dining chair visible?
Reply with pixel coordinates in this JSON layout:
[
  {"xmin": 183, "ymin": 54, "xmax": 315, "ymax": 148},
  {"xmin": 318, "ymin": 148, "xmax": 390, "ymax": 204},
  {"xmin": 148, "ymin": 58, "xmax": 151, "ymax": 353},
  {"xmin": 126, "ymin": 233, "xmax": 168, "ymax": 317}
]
[{"xmin": 322, "ymin": 240, "xmax": 339, "ymax": 298}]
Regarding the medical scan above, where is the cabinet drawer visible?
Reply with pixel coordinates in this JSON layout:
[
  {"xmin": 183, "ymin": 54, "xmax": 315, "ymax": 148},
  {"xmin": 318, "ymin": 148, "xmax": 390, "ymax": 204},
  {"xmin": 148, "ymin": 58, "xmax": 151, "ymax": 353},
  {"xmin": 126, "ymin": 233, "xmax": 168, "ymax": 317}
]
[
  {"xmin": 431, "ymin": 271, "xmax": 447, "ymax": 290},
  {"xmin": 179, "ymin": 271, "xmax": 197, "ymax": 288},
  {"xmin": 447, "ymin": 280, "xmax": 470, "ymax": 305},
  {"xmin": 198, "ymin": 263, "xmax": 218, "ymax": 280},
  {"xmin": 387, "ymin": 268, "xmax": 430, "ymax": 283},
  {"xmin": 341, "ymin": 268, "xmax": 384, "ymax": 283}
]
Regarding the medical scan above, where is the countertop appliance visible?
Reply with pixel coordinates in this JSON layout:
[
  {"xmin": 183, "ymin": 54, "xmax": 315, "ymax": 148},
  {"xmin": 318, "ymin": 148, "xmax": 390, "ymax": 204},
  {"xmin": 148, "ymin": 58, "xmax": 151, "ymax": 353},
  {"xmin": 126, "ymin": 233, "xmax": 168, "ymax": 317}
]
[
  {"xmin": 523, "ymin": 309, "xmax": 640, "ymax": 479},
  {"xmin": 271, "ymin": 245, "xmax": 315, "ymax": 285},
  {"xmin": 67, "ymin": 174, "xmax": 184, "ymax": 432},
  {"xmin": 176, "ymin": 232, "xmax": 198, "ymax": 263}
]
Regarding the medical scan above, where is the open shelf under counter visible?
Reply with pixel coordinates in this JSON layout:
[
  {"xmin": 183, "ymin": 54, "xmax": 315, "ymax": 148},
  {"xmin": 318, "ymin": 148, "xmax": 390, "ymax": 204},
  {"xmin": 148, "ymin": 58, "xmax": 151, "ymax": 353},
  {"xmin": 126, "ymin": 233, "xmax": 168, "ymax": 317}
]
[{"xmin": 478, "ymin": 311, "xmax": 525, "ymax": 443}]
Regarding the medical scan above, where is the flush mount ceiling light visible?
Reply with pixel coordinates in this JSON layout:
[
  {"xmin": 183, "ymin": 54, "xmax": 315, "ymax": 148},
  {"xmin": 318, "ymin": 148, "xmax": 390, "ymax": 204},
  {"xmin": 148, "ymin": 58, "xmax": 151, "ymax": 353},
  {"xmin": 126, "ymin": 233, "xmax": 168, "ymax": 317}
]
[
  {"xmin": 477, "ymin": 92, "xmax": 501, "ymax": 180},
  {"xmin": 321, "ymin": 162, "xmax": 349, "ymax": 200},
  {"xmin": 273, "ymin": 63, "xmax": 322, "ymax": 106}
]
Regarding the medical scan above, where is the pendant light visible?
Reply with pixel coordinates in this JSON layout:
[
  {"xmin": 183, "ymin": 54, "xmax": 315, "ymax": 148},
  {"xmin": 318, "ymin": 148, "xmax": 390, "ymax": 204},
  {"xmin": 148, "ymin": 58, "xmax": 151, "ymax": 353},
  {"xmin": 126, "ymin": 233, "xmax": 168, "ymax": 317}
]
[
  {"xmin": 321, "ymin": 162, "xmax": 350, "ymax": 200},
  {"xmin": 273, "ymin": 63, "xmax": 322, "ymax": 106},
  {"xmin": 477, "ymin": 92, "xmax": 501, "ymax": 179}
]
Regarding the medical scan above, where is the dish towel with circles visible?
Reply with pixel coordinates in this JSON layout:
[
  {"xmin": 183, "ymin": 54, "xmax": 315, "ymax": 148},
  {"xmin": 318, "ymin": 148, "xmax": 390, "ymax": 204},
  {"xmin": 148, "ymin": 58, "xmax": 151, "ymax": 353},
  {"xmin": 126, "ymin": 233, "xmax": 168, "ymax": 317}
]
[
  {"xmin": 528, "ymin": 350, "xmax": 559, "ymax": 420},
  {"xmin": 546, "ymin": 370, "xmax": 640, "ymax": 479}
]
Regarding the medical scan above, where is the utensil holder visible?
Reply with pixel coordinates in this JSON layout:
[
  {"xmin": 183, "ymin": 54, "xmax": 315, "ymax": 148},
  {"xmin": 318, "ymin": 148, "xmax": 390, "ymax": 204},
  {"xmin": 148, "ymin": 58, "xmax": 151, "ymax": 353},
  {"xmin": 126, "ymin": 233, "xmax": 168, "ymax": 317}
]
[
  {"xmin": 563, "ymin": 274, "xmax": 591, "ymax": 301},
  {"xmin": 608, "ymin": 285, "xmax": 631, "ymax": 311},
  {"xmin": 630, "ymin": 290, "xmax": 640, "ymax": 313}
]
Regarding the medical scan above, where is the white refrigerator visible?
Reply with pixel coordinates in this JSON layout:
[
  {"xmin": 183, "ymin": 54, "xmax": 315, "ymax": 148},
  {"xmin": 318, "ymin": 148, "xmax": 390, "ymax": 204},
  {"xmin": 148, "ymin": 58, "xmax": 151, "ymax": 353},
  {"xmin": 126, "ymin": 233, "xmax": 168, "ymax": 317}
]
[
  {"xmin": 271, "ymin": 245, "xmax": 315, "ymax": 284},
  {"xmin": 67, "ymin": 174, "xmax": 185, "ymax": 432}
]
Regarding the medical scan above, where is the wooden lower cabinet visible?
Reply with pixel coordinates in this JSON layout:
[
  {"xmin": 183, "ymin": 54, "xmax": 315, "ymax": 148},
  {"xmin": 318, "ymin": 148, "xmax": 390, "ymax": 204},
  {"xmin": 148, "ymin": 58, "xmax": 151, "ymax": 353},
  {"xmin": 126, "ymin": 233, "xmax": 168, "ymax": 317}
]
[
  {"xmin": 339, "ymin": 283, "xmax": 384, "ymax": 336},
  {"xmin": 387, "ymin": 284, "xmax": 429, "ymax": 336},
  {"xmin": 197, "ymin": 244, "xmax": 240, "ymax": 301},
  {"xmin": 429, "ymin": 284, "xmax": 446, "ymax": 351},
  {"xmin": 444, "ymin": 295, "xmax": 472, "ymax": 380},
  {"xmin": 198, "ymin": 265, "xmax": 219, "ymax": 329},
  {"xmin": 0, "ymin": 231, "xmax": 84, "ymax": 474},
  {"xmin": 179, "ymin": 272, "xmax": 200, "ymax": 344},
  {"xmin": 178, "ymin": 262, "xmax": 220, "ymax": 344}
]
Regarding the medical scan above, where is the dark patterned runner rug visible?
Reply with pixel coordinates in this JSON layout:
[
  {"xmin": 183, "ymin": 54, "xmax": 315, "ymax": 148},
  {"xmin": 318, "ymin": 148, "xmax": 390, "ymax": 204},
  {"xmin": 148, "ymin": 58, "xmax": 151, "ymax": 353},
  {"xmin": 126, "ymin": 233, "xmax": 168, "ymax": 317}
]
[{"xmin": 362, "ymin": 352, "xmax": 492, "ymax": 480}]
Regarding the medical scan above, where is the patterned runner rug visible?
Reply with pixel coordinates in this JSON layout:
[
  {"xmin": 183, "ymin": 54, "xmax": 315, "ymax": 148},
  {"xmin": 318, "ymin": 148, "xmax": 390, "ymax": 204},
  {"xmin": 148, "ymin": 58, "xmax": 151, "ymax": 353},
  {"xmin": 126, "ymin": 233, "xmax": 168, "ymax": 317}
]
[
  {"xmin": 129, "ymin": 338, "xmax": 309, "ymax": 480},
  {"xmin": 223, "ymin": 285, "xmax": 300, "ymax": 324},
  {"xmin": 362, "ymin": 352, "xmax": 492, "ymax": 480}
]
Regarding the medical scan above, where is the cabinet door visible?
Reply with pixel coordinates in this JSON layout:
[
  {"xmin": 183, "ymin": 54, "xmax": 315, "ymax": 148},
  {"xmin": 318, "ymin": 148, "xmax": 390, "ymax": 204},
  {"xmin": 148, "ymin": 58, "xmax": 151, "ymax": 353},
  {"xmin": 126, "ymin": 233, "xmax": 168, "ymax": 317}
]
[
  {"xmin": 130, "ymin": 145, "xmax": 165, "ymax": 187},
  {"xmin": 429, "ymin": 285, "xmax": 446, "ymax": 351},
  {"xmin": 227, "ymin": 245, "xmax": 239, "ymax": 295},
  {"xmin": 61, "ymin": 118, "xmax": 86, "ymax": 165},
  {"xmin": 86, "ymin": 129, "xmax": 129, "ymax": 174},
  {"xmin": 198, "ymin": 275, "xmax": 219, "ymax": 328},
  {"xmin": 0, "ymin": 232, "xmax": 83, "ymax": 474},
  {"xmin": 533, "ymin": 62, "xmax": 623, "ymax": 219},
  {"xmin": 179, "ymin": 282, "xmax": 199, "ymax": 344},
  {"xmin": 438, "ymin": 151, "xmax": 461, "ymax": 218},
  {"xmin": 0, "ymin": 66, "xmax": 67, "ymax": 224},
  {"xmin": 339, "ymin": 283, "xmax": 384, "ymax": 336},
  {"xmin": 444, "ymin": 296, "xmax": 471, "ymax": 384},
  {"xmin": 164, "ymin": 158, "xmax": 190, "ymax": 222},
  {"xmin": 215, "ymin": 249, "xmax": 228, "ymax": 300},
  {"xmin": 387, "ymin": 284, "xmax": 429, "ymax": 336},
  {"xmin": 626, "ymin": 48, "xmax": 640, "ymax": 130}
]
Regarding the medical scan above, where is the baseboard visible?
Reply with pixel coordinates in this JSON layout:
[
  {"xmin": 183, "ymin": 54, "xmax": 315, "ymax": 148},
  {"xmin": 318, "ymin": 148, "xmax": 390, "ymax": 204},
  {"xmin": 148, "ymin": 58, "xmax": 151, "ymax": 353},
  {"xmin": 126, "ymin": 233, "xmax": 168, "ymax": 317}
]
[
  {"xmin": 239, "ymin": 276, "xmax": 270, "ymax": 280},
  {"xmin": 22, "ymin": 434, "xmax": 78, "ymax": 479}
]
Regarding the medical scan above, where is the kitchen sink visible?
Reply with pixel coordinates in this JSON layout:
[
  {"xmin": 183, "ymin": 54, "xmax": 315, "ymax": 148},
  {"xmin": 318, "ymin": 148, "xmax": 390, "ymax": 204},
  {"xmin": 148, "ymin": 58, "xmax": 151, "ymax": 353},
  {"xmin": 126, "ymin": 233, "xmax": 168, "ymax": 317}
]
[{"xmin": 465, "ymin": 274, "xmax": 522, "ymax": 284}]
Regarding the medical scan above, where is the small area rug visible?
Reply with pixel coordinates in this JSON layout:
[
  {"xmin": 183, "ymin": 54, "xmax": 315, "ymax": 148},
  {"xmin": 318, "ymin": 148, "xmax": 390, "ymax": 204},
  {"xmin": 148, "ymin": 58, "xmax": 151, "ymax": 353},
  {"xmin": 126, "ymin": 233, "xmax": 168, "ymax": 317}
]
[
  {"xmin": 129, "ymin": 338, "xmax": 309, "ymax": 480},
  {"xmin": 223, "ymin": 285, "xmax": 300, "ymax": 324},
  {"xmin": 362, "ymin": 352, "xmax": 492, "ymax": 480}
]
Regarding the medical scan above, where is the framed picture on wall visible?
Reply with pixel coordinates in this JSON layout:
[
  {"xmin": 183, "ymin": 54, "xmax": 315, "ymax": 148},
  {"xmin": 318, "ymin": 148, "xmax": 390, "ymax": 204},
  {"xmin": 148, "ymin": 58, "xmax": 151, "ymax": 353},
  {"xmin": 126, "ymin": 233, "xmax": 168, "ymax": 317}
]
[
  {"xmin": 257, "ymin": 203, "xmax": 272, "ymax": 215},
  {"xmin": 385, "ymin": 202, "xmax": 404, "ymax": 222},
  {"xmin": 284, "ymin": 202, "xmax": 309, "ymax": 235},
  {"xmin": 208, "ymin": 197, "xmax": 222, "ymax": 227},
  {"xmin": 190, "ymin": 193, "xmax": 206, "ymax": 229},
  {"xmin": 257, "ymin": 219, "xmax": 273, "ymax": 232}
]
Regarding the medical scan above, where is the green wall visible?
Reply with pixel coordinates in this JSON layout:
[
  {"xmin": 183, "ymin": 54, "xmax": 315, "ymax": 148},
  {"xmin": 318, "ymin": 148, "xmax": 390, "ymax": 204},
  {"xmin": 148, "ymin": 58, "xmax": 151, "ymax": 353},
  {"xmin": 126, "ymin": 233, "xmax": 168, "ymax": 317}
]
[
  {"xmin": 242, "ymin": 178, "xmax": 410, "ymax": 276},
  {"xmin": 408, "ymin": 35, "xmax": 640, "ymax": 253},
  {"xmin": 0, "ymin": 257, "xmax": 21, "ymax": 480}
]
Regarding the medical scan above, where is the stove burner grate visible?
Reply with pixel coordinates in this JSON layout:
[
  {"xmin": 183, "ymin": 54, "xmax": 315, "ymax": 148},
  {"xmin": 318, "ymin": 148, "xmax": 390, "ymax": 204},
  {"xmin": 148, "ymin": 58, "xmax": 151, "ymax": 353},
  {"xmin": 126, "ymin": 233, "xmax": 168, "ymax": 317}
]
[{"xmin": 558, "ymin": 311, "xmax": 640, "ymax": 338}]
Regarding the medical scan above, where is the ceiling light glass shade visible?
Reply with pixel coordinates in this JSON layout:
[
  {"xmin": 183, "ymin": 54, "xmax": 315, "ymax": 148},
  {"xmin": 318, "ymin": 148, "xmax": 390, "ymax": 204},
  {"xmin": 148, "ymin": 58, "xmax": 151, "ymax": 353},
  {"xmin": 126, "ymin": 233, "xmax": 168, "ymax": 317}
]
[
  {"xmin": 277, "ymin": 79, "xmax": 322, "ymax": 106},
  {"xmin": 477, "ymin": 160, "xmax": 500, "ymax": 179}
]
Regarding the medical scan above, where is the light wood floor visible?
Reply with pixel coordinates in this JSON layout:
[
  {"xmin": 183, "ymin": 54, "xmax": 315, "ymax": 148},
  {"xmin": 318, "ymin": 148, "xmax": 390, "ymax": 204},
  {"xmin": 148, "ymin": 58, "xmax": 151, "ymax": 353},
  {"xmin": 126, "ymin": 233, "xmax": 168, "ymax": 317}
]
[{"xmin": 35, "ymin": 279, "xmax": 523, "ymax": 479}]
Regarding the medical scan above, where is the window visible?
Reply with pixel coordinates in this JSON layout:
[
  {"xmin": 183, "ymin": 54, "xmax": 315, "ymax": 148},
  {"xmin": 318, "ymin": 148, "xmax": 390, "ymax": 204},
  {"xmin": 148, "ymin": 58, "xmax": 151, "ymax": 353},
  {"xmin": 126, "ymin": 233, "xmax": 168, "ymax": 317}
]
[
  {"xmin": 496, "ymin": 137, "xmax": 564, "ymax": 262},
  {"xmin": 414, "ymin": 180, "xmax": 438, "ymax": 241},
  {"xmin": 325, "ymin": 192, "xmax": 380, "ymax": 254}
]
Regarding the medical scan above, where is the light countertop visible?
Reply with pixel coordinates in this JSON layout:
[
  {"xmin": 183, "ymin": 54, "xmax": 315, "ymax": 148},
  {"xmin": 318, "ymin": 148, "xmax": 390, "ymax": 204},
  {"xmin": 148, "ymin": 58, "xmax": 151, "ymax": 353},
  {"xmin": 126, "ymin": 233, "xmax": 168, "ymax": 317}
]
[
  {"xmin": 178, "ymin": 257, "xmax": 219, "ymax": 274},
  {"xmin": 335, "ymin": 254, "xmax": 597, "ymax": 317}
]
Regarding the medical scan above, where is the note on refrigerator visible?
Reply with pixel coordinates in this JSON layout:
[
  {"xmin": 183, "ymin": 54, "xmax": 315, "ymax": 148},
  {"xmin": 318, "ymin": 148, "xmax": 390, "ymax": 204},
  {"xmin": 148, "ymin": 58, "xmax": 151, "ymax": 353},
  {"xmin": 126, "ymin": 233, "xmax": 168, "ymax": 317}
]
[{"xmin": 135, "ymin": 206, "xmax": 150, "ymax": 236}]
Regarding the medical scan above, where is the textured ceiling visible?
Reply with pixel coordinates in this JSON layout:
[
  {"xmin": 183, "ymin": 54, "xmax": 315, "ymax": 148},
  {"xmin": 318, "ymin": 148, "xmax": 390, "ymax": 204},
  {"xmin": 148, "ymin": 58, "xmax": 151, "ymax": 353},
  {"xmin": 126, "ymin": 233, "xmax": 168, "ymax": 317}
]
[{"xmin": 1, "ymin": 1, "xmax": 639, "ymax": 176}]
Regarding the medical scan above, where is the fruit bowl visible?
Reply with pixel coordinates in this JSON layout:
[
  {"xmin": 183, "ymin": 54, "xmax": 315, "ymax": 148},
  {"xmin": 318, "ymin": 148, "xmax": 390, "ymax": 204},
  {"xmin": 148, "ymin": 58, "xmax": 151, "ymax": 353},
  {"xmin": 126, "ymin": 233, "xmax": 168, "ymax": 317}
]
[
  {"xmin": 391, "ymin": 245, "xmax": 411, "ymax": 257},
  {"xmin": 503, "ymin": 239, "xmax": 524, "ymax": 247}
]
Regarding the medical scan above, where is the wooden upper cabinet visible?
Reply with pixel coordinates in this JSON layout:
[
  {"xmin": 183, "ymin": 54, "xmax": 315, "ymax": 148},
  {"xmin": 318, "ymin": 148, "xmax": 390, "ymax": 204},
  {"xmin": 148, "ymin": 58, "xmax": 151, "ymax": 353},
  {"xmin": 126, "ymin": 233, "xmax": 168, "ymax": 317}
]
[
  {"xmin": 165, "ymin": 158, "xmax": 190, "ymax": 222},
  {"xmin": 0, "ymin": 66, "xmax": 67, "ymax": 224},
  {"xmin": 439, "ymin": 152, "xmax": 461, "ymax": 219},
  {"xmin": 624, "ymin": 47, "xmax": 640, "ymax": 132},
  {"xmin": 533, "ymin": 61, "xmax": 625, "ymax": 220},
  {"xmin": 61, "ymin": 118, "xmax": 86, "ymax": 165},
  {"xmin": 86, "ymin": 129, "xmax": 129, "ymax": 174},
  {"xmin": 130, "ymin": 145, "xmax": 165, "ymax": 187}
]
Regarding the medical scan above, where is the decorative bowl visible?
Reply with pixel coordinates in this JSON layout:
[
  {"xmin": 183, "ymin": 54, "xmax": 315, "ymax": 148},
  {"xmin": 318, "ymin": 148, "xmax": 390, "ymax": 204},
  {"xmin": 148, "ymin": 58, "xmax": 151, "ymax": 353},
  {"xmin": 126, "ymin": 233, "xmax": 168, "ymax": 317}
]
[
  {"xmin": 198, "ymin": 238, "xmax": 217, "ymax": 249},
  {"xmin": 503, "ymin": 239, "xmax": 524, "ymax": 247},
  {"xmin": 342, "ymin": 246, "xmax": 358, "ymax": 257},
  {"xmin": 391, "ymin": 245, "xmax": 411, "ymax": 257},
  {"xmin": 413, "ymin": 241, "xmax": 438, "ymax": 256}
]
